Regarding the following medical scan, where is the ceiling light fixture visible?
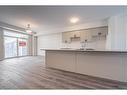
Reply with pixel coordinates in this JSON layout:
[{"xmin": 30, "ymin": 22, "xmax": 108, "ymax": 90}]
[
  {"xmin": 26, "ymin": 24, "xmax": 32, "ymax": 34},
  {"xmin": 70, "ymin": 17, "xmax": 79, "ymax": 24}
]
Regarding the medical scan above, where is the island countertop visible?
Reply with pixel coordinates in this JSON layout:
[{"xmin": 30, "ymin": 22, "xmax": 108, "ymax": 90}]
[{"xmin": 41, "ymin": 48, "xmax": 127, "ymax": 53}]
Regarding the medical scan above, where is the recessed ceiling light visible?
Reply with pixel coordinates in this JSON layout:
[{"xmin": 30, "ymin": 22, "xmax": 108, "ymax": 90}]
[{"xmin": 70, "ymin": 17, "xmax": 79, "ymax": 24}]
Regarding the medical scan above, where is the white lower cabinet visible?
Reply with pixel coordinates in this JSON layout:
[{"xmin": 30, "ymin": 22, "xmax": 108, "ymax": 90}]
[
  {"xmin": 76, "ymin": 53, "xmax": 127, "ymax": 82},
  {"xmin": 46, "ymin": 51, "xmax": 76, "ymax": 72},
  {"xmin": 46, "ymin": 51, "xmax": 127, "ymax": 82}
]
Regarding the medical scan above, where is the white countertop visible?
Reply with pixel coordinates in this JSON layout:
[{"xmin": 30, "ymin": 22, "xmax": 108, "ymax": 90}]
[{"xmin": 40, "ymin": 48, "xmax": 127, "ymax": 53}]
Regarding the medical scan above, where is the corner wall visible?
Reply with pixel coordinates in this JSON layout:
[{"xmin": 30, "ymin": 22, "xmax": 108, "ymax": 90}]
[{"xmin": 106, "ymin": 13, "xmax": 127, "ymax": 50}]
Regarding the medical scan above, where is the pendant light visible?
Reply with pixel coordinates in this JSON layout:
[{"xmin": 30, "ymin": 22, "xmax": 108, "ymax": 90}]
[{"xmin": 26, "ymin": 24, "xmax": 32, "ymax": 34}]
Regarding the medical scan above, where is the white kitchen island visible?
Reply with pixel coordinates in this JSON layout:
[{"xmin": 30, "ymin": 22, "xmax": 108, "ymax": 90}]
[{"xmin": 44, "ymin": 49, "xmax": 127, "ymax": 83}]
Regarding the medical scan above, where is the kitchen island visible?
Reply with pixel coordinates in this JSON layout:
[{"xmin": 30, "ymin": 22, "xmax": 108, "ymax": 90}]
[{"xmin": 43, "ymin": 49, "xmax": 127, "ymax": 83}]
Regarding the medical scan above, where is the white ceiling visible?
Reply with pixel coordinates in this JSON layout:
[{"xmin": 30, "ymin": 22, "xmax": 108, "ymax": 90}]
[{"xmin": 0, "ymin": 6, "xmax": 127, "ymax": 34}]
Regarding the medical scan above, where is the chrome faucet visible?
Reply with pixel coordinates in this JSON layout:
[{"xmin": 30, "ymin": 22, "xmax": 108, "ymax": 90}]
[{"xmin": 80, "ymin": 39, "xmax": 87, "ymax": 49}]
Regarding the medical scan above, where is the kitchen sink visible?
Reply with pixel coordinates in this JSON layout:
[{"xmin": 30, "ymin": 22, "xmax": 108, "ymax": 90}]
[{"xmin": 76, "ymin": 48, "xmax": 95, "ymax": 50}]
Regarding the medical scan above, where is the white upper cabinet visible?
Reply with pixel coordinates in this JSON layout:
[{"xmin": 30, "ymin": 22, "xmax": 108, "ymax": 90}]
[
  {"xmin": 91, "ymin": 26, "xmax": 108, "ymax": 37},
  {"xmin": 80, "ymin": 30, "xmax": 92, "ymax": 42},
  {"xmin": 62, "ymin": 26, "xmax": 108, "ymax": 43},
  {"xmin": 62, "ymin": 32, "xmax": 71, "ymax": 43},
  {"xmin": 62, "ymin": 31, "xmax": 81, "ymax": 43},
  {"xmin": 70, "ymin": 31, "xmax": 81, "ymax": 38}
]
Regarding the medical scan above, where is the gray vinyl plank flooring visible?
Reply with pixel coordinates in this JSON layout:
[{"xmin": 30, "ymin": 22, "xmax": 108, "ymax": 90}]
[{"xmin": 0, "ymin": 56, "xmax": 127, "ymax": 89}]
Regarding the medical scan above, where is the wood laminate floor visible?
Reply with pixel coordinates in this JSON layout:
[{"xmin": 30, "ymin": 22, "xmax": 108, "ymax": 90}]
[{"xmin": 0, "ymin": 56, "xmax": 127, "ymax": 89}]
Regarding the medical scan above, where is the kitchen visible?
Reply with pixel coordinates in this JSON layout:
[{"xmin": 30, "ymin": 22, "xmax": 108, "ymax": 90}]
[
  {"xmin": 0, "ymin": 6, "xmax": 127, "ymax": 89},
  {"xmin": 38, "ymin": 9, "xmax": 127, "ymax": 84}
]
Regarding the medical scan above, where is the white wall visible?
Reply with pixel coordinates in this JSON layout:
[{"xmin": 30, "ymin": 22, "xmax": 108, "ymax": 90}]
[
  {"xmin": 106, "ymin": 13, "xmax": 127, "ymax": 50},
  {"xmin": 38, "ymin": 33, "xmax": 62, "ymax": 55},
  {"xmin": 33, "ymin": 36, "xmax": 38, "ymax": 56}
]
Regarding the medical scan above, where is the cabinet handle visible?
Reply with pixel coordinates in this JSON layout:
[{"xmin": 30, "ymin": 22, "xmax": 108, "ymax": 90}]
[
  {"xmin": 98, "ymin": 32, "xmax": 102, "ymax": 36},
  {"xmin": 85, "ymin": 39, "xmax": 88, "ymax": 42},
  {"xmin": 74, "ymin": 34, "xmax": 76, "ymax": 37},
  {"xmin": 65, "ymin": 40, "xmax": 68, "ymax": 43}
]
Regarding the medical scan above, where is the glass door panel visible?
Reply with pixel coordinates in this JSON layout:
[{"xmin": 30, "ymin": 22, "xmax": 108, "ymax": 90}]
[
  {"xmin": 18, "ymin": 39, "xmax": 28, "ymax": 56},
  {"xmin": 4, "ymin": 37, "xmax": 17, "ymax": 58}
]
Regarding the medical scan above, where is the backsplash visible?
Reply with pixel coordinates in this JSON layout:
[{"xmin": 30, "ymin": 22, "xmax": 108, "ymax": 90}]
[
  {"xmin": 62, "ymin": 39, "xmax": 106, "ymax": 50},
  {"xmin": 38, "ymin": 33, "xmax": 106, "ymax": 55}
]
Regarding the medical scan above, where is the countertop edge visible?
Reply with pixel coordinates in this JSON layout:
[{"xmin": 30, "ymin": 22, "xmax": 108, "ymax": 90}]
[{"xmin": 40, "ymin": 49, "xmax": 127, "ymax": 53}]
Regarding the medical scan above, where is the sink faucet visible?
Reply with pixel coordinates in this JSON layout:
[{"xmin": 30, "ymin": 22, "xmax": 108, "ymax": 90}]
[
  {"xmin": 80, "ymin": 42, "xmax": 85, "ymax": 49},
  {"xmin": 80, "ymin": 40, "xmax": 87, "ymax": 49},
  {"xmin": 64, "ymin": 40, "xmax": 71, "ymax": 48}
]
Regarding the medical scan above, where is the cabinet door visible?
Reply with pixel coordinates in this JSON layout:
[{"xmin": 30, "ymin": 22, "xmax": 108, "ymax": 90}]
[
  {"xmin": 91, "ymin": 27, "xmax": 108, "ymax": 37},
  {"xmin": 99, "ymin": 27, "xmax": 108, "ymax": 36},
  {"xmin": 62, "ymin": 32, "xmax": 71, "ymax": 43},
  {"xmin": 80, "ymin": 30, "xmax": 87, "ymax": 42},
  {"xmin": 76, "ymin": 53, "xmax": 127, "ymax": 82},
  {"xmin": 71, "ymin": 31, "xmax": 81, "ymax": 38},
  {"xmin": 80, "ymin": 30, "xmax": 92, "ymax": 42},
  {"xmin": 85, "ymin": 30, "xmax": 92, "ymax": 42},
  {"xmin": 46, "ymin": 51, "xmax": 76, "ymax": 72}
]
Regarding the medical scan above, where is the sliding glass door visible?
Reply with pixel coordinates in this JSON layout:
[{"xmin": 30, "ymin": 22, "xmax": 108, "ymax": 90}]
[
  {"xmin": 4, "ymin": 37, "xmax": 18, "ymax": 58},
  {"xmin": 18, "ymin": 39, "xmax": 28, "ymax": 56},
  {"xmin": 4, "ymin": 30, "xmax": 29, "ymax": 58}
]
